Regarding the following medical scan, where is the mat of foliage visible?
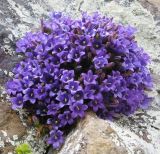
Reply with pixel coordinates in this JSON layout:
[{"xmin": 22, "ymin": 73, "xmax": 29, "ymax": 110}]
[{"xmin": 6, "ymin": 12, "xmax": 152, "ymax": 149}]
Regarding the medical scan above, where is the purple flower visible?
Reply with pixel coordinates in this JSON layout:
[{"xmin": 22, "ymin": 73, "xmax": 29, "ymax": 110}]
[
  {"xmin": 65, "ymin": 81, "xmax": 82, "ymax": 93},
  {"xmin": 41, "ymin": 73, "xmax": 54, "ymax": 84},
  {"xmin": 83, "ymin": 84, "xmax": 100, "ymax": 100},
  {"xmin": 47, "ymin": 103, "xmax": 61, "ymax": 115},
  {"xmin": 89, "ymin": 93, "xmax": 104, "ymax": 112},
  {"xmin": 47, "ymin": 116, "xmax": 62, "ymax": 129},
  {"xmin": 11, "ymin": 93, "xmax": 24, "ymax": 109},
  {"xmin": 35, "ymin": 85, "xmax": 48, "ymax": 100},
  {"xmin": 50, "ymin": 54, "xmax": 61, "ymax": 66},
  {"xmin": 82, "ymin": 70, "xmax": 98, "ymax": 85},
  {"xmin": 70, "ymin": 102, "xmax": 88, "ymax": 118},
  {"xmin": 48, "ymin": 130, "xmax": 64, "ymax": 149},
  {"xmin": 92, "ymin": 40, "xmax": 102, "ymax": 49},
  {"xmin": 56, "ymin": 91, "xmax": 71, "ymax": 107},
  {"xmin": 58, "ymin": 51, "xmax": 70, "ymax": 63},
  {"xmin": 78, "ymin": 36, "xmax": 90, "ymax": 46},
  {"xmin": 22, "ymin": 77, "xmax": 34, "ymax": 89},
  {"xmin": 72, "ymin": 90, "xmax": 84, "ymax": 102},
  {"xmin": 89, "ymin": 100, "xmax": 104, "ymax": 112},
  {"xmin": 23, "ymin": 88, "xmax": 36, "ymax": 104},
  {"xmin": 61, "ymin": 70, "xmax": 74, "ymax": 83},
  {"xmin": 102, "ymin": 71, "xmax": 123, "ymax": 92},
  {"xmin": 93, "ymin": 56, "xmax": 108, "ymax": 69},
  {"xmin": 122, "ymin": 90, "xmax": 145, "ymax": 115},
  {"xmin": 68, "ymin": 48, "xmax": 85, "ymax": 62},
  {"xmin": 43, "ymin": 64, "xmax": 54, "ymax": 74},
  {"xmin": 49, "ymin": 81, "xmax": 60, "ymax": 97},
  {"xmin": 84, "ymin": 86, "xmax": 95, "ymax": 100},
  {"xmin": 45, "ymin": 39, "xmax": 54, "ymax": 52},
  {"xmin": 139, "ymin": 95, "xmax": 152, "ymax": 109},
  {"xmin": 50, "ymin": 12, "xmax": 62, "ymax": 19},
  {"xmin": 54, "ymin": 44, "xmax": 64, "ymax": 53},
  {"xmin": 54, "ymin": 68, "xmax": 63, "ymax": 79},
  {"xmin": 58, "ymin": 111, "xmax": 74, "ymax": 126},
  {"xmin": 6, "ymin": 79, "xmax": 22, "ymax": 95}
]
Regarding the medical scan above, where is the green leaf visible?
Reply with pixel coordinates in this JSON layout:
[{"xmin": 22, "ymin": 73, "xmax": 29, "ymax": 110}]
[{"xmin": 15, "ymin": 143, "xmax": 32, "ymax": 154}]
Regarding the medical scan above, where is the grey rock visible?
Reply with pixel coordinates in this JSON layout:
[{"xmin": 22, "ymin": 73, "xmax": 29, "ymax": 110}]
[
  {"xmin": 138, "ymin": 0, "xmax": 160, "ymax": 20},
  {"xmin": 49, "ymin": 112, "xmax": 128, "ymax": 154}
]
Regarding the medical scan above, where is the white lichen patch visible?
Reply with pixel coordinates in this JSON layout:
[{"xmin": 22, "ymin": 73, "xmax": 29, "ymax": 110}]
[
  {"xmin": 0, "ymin": 130, "xmax": 17, "ymax": 151},
  {"xmin": 107, "ymin": 104, "xmax": 160, "ymax": 154},
  {"xmin": 13, "ymin": 135, "xmax": 18, "ymax": 141},
  {"xmin": 24, "ymin": 129, "xmax": 47, "ymax": 154},
  {"xmin": 1, "ymin": 130, "xmax": 7, "ymax": 137},
  {"xmin": 108, "ymin": 121, "xmax": 158, "ymax": 154},
  {"xmin": 0, "ymin": 138, "xmax": 5, "ymax": 148},
  {"xmin": 60, "ymin": 129, "xmax": 83, "ymax": 154},
  {"xmin": 7, "ymin": 0, "xmax": 38, "ymax": 36}
]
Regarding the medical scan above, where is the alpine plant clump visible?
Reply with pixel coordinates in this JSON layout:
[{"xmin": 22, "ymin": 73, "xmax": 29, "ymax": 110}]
[{"xmin": 6, "ymin": 12, "xmax": 152, "ymax": 149}]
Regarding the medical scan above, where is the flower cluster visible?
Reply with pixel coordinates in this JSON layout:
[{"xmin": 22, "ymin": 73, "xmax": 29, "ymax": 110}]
[{"xmin": 6, "ymin": 12, "xmax": 152, "ymax": 149}]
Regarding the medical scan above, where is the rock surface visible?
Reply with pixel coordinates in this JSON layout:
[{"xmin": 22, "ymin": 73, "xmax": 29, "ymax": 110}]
[
  {"xmin": 49, "ymin": 113, "xmax": 128, "ymax": 154},
  {"xmin": 0, "ymin": 0, "xmax": 160, "ymax": 154},
  {"xmin": 0, "ymin": 99, "xmax": 26, "ymax": 154},
  {"xmin": 49, "ymin": 109, "xmax": 160, "ymax": 154}
]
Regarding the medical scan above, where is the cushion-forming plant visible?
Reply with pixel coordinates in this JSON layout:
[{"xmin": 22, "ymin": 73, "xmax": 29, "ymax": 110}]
[{"xmin": 6, "ymin": 12, "xmax": 152, "ymax": 149}]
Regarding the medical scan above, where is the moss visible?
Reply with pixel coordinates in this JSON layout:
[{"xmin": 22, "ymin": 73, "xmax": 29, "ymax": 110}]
[{"xmin": 15, "ymin": 143, "xmax": 32, "ymax": 154}]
